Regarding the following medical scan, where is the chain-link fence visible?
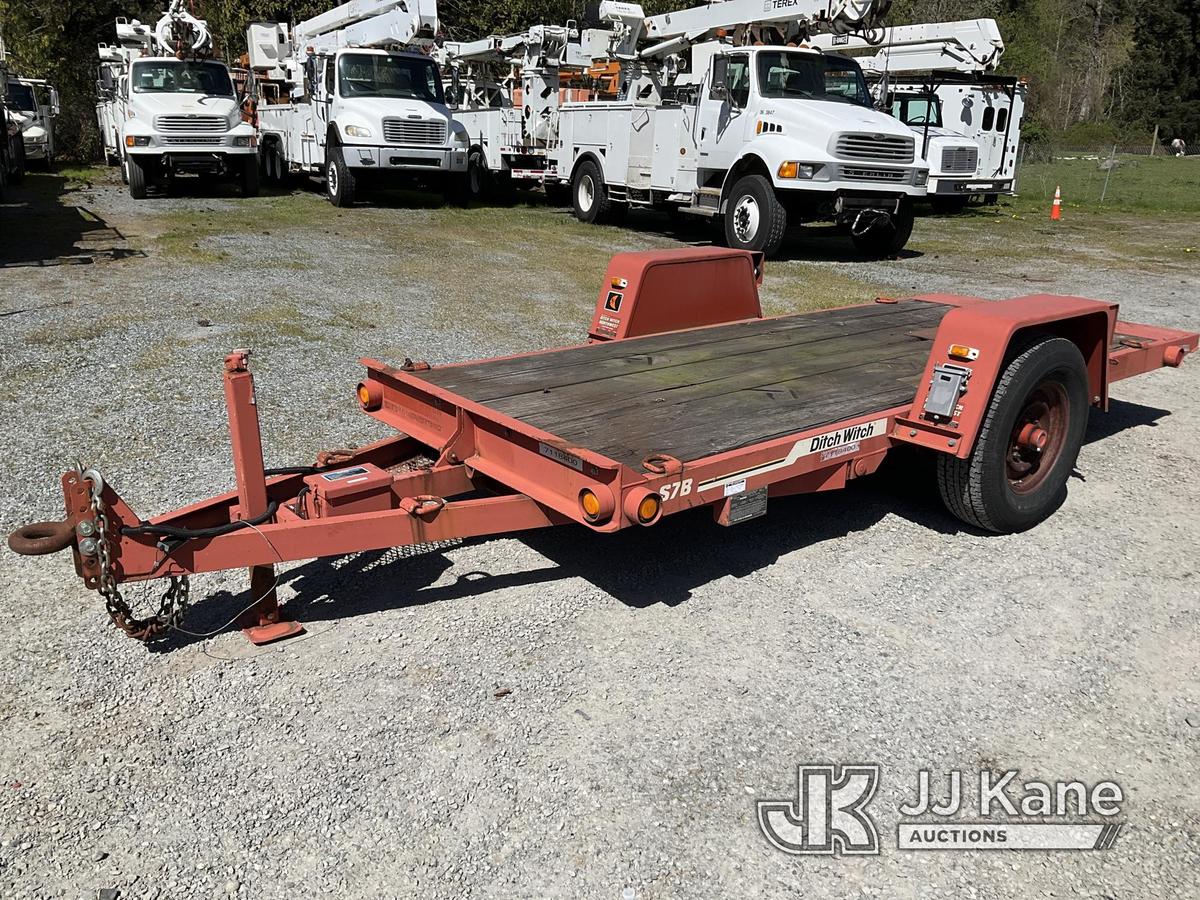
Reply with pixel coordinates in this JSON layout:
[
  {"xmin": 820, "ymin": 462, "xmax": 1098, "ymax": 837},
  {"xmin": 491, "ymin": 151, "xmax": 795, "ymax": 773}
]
[{"xmin": 1013, "ymin": 142, "xmax": 1198, "ymax": 210}]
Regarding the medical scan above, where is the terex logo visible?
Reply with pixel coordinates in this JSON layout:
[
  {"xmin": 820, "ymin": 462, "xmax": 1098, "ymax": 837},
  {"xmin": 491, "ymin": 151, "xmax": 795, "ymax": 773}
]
[
  {"xmin": 757, "ymin": 765, "xmax": 881, "ymax": 856},
  {"xmin": 764, "ymin": 0, "xmax": 802, "ymax": 10}
]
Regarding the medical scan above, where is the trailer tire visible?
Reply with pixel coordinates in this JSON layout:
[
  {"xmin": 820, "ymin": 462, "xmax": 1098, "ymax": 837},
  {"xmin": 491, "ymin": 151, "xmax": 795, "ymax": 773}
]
[
  {"xmin": 571, "ymin": 159, "xmax": 613, "ymax": 224},
  {"xmin": 239, "ymin": 156, "xmax": 260, "ymax": 197},
  {"xmin": 127, "ymin": 155, "xmax": 148, "ymax": 200},
  {"xmin": 851, "ymin": 200, "xmax": 914, "ymax": 258},
  {"xmin": 937, "ymin": 336, "xmax": 1089, "ymax": 534},
  {"xmin": 325, "ymin": 145, "xmax": 356, "ymax": 207},
  {"xmin": 723, "ymin": 174, "xmax": 787, "ymax": 257}
]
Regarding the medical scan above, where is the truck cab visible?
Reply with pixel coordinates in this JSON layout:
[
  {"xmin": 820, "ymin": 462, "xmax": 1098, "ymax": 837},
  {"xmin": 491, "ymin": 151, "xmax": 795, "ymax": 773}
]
[
  {"xmin": 886, "ymin": 88, "xmax": 983, "ymax": 211},
  {"xmin": 6, "ymin": 78, "xmax": 58, "ymax": 169},
  {"xmin": 121, "ymin": 55, "xmax": 259, "ymax": 198}
]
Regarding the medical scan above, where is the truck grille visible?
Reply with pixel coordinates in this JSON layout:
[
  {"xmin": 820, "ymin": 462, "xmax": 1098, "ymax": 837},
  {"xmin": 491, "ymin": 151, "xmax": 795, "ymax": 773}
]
[
  {"xmin": 834, "ymin": 133, "xmax": 915, "ymax": 164},
  {"xmin": 840, "ymin": 166, "xmax": 908, "ymax": 183},
  {"xmin": 155, "ymin": 114, "xmax": 228, "ymax": 133},
  {"xmin": 940, "ymin": 146, "xmax": 979, "ymax": 174},
  {"xmin": 382, "ymin": 118, "xmax": 447, "ymax": 146},
  {"xmin": 164, "ymin": 136, "xmax": 222, "ymax": 145}
]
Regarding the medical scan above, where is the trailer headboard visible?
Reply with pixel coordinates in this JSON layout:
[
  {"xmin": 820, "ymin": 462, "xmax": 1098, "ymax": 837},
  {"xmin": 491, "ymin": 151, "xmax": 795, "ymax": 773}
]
[{"xmin": 588, "ymin": 248, "xmax": 763, "ymax": 342}]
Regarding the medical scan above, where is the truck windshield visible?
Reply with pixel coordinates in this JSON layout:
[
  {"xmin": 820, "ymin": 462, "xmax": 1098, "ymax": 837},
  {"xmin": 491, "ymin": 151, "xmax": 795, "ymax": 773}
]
[
  {"xmin": 338, "ymin": 54, "xmax": 444, "ymax": 102},
  {"xmin": 756, "ymin": 52, "xmax": 871, "ymax": 106},
  {"xmin": 891, "ymin": 95, "xmax": 943, "ymax": 127},
  {"xmin": 131, "ymin": 61, "xmax": 234, "ymax": 97},
  {"xmin": 7, "ymin": 83, "xmax": 36, "ymax": 111}
]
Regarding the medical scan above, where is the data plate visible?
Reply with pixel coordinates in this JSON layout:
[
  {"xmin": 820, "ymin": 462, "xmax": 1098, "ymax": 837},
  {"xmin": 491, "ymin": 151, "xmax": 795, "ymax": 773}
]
[{"xmin": 726, "ymin": 487, "xmax": 768, "ymax": 524}]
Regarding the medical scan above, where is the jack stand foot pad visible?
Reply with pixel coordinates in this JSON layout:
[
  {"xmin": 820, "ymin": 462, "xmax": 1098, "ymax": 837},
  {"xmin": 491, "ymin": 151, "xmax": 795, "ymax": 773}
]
[{"xmin": 243, "ymin": 620, "xmax": 305, "ymax": 646}]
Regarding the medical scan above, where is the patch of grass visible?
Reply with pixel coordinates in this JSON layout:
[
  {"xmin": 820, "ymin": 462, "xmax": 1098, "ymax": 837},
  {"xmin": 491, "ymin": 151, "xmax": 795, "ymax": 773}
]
[
  {"xmin": 55, "ymin": 164, "xmax": 107, "ymax": 189},
  {"xmin": 239, "ymin": 302, "xmax": 322, "ymax": 343},
  {"xmin": 1012, "ymin": 155, "xmax": 1200, "ymax": 216},
  {"xmin": 24, "ymin": 318, "xmax": 111, "ymax": 346},
  {"xmin": 154, "ymin": 192, "xmax": 319, "ymax": 262}
]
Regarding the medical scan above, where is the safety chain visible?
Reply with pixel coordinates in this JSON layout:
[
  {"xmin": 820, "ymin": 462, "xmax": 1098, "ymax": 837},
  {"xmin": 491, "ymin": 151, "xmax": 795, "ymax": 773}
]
[{"xmin": 84, "ymin": 469, "xmax": 190, "ymax": 642}]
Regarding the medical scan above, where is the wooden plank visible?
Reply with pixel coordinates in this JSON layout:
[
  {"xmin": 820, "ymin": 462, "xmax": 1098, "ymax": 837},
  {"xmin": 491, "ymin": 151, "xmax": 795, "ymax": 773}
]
[
  {"xmin": 497, "ymin": 322, "xmax": 937, "ymax": 425},
  {"xmin": 421, "ymin": 301, "xmax": 948, "ymax": 396},
  {"xmin": 576, "ymin": 354, "xmax": 931, "ymax": 467},
  {"xmin": 451, "ymin": 305, "xmax": 947, "ymax": 407}
]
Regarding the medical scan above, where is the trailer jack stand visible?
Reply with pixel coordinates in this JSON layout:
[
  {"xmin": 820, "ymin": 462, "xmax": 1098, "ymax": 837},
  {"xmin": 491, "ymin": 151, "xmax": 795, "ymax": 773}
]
[
  {"xmin": 238, "ymin": 564, "xmax": 304, "ymax": 645},
  {"xmin": 224, "ymin": 351, "xmax": 304, "ymax": 646}
]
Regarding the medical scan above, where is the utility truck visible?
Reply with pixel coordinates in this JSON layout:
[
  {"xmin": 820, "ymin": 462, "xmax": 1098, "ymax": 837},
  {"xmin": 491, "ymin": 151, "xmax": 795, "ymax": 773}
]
[
  {"xmin": 99, "ymin": 2, "xmax": 259, "ymax": 199},
  {"xmin": 7, "ymin": 77, "xmax": 59, "ymax": 169},
  {"xmin": 247, "ymin": 0, "xmax": 467, "ymax": 207},
  {"xmin": 443, "ymin": 0, "xmax": 930, "ymax": 258},
  {"xmin": 0, "ymin": 31, "xmax": 26, "ymax": 197},
  {"xmin": 812, "ymin": 19, "xmax": 1026, "ymax": 210}
]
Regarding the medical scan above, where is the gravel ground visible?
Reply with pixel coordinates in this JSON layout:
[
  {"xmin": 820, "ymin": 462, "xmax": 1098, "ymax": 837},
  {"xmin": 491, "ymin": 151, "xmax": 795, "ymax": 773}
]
[{"xmin": 1, "ymin": 171, "xmax": 1198, "ymax": 900}]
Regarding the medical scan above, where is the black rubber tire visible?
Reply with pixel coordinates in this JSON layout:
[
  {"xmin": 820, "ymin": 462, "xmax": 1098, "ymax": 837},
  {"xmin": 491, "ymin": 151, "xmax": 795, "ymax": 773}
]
[
  {"xmin": 120, "ymin": 152, "xmax": 129, "ymax": 185},
  {"xmin": 571, "ymin": 159, "xmax": 613, "ymax": 224},
  {"xmin": 722, "ymin": 173, "xmax": 787, "ymax": 257},
  {"xmin": 239, "ymin": 155, "xmax": 260, "ymax": 197},
  {"xmin": 984, "ymin": 193, "xmax": 1000, "ymax": 206},
  {"xmin": 325, "ymin": 144, "xmax": 356, "ymax": 207},
  {"xmin": 466, "ymin": 148, "xmax": 490, "ymax": 202},
  {"xmin": 851, "ymin": 200, "xmax": 914, "ymax": 258},
  {"xmin": 9, "ymin": 142, "xmax": 25, "ymax": 184},
  {"xmin": 127, "ymin": 155, "xmax": 148, "ymax": 199},
  {"xmin": 930, "ymin": 196, "xmax": 969, "ymax": 214},
  {"xmin": 937, "ymin": 337, "xmax": 1089, "ymax": 534}
]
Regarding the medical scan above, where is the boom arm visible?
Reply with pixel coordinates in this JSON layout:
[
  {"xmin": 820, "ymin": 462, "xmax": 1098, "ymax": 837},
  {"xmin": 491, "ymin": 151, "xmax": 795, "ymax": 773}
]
[
  {"xmin": 295, "ymin": 0, "xmax": 438, "ymax": 52},
  {"xmin": 809, "ymin": 18, "xmax": 1004, "ymax": 74}
]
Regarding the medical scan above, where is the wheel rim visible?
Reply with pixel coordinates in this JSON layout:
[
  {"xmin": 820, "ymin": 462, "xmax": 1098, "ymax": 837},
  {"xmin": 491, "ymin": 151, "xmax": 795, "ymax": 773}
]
[
  {"xmin": 732, "ymin": 194, "xmax": 760, "ymax": 243},
  {"xmin": 327, "ymin": 159, "xmax": 338, "ymax": 197},
  {"xmin": 1006, "ymin": 380, "xmax": 1069, "ymax": 494},
  {"xmin": 578, "ymin": 174, "xmax": 595, "ymax": 212}
]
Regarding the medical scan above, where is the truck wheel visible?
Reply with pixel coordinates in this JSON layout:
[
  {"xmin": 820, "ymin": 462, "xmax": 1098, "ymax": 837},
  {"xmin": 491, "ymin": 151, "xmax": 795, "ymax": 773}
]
[
  {"xmin": 467, "ymin": 149, "xmax": 490, "ymax": 201},
  {"xmin": 572, "ymin": 159, "xmax": 613, "ymax": 224},
  {"xmin": 937, "ymin": 337, "xmax": 1089, "ymax": 534},
  {"xmin": 239, "ymin": 156, "xmax": 260, "ymax": 197},
  {"xmin": 120, "ymin": 153, "xmax": 129, "ymax": 185},
  {"xmin": 325, "ymin": 146, "xmax": 356, "ymax": 207},
  {"xmin": 127, "ymin": 156, "xmax": 148, "ymax": 200},
  {"xmin": 723, "ymin": 174, "xmax": 787, "ymax": 257},
  {"xmin": 850, "ymin": 200, "xmax": 914, "ymax": 258},
  {"xmin": 930, "ymin": 196, "xmax": 969, "ymax": 214}
]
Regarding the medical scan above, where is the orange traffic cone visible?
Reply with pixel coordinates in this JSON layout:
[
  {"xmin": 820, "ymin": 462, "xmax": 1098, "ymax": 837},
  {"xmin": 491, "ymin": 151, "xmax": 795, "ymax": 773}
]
[{"xmin": 1050, "ymin": 186, "xmax": 1063, "ymax": 221}]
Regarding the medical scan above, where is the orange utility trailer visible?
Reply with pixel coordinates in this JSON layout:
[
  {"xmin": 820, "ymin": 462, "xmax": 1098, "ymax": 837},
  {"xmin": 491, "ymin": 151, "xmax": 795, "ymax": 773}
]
[{"xmin": 9, "ymin": 249, "xmax": 1197, "ymax": 644}]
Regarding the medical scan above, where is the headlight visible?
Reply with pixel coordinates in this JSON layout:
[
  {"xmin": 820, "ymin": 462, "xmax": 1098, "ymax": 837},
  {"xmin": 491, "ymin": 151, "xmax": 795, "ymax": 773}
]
[
  {"xmin": 777, "ymin": 161, "xmax": 822, "ymax": 180},
  {"xmin": 125, "ymin": 135, "xmax": 151, "ymax": 147},
  {"xmin": 915, "ymin": 169, "xmax": 930, "ymax": 186},
  {"xmin": 233, "ymin": 135, "xmax": 257, "ymax": 147},
  {"xmin": 344, "ymin": 124, "xmax": 372, "ymax": 138}
]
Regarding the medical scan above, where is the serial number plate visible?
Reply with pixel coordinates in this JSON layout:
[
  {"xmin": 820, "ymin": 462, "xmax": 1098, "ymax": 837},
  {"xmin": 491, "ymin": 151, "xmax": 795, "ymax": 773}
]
[{"xmin": 726, "ymin": 487, "xmax": 768, "ymax": 524}]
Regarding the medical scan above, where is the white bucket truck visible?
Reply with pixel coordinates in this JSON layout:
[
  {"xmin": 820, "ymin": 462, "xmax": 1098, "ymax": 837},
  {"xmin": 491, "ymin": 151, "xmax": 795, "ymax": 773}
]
[
  {"xmin": 248, "ymin": 0, "xmax": 467, "ymax": 207},
  {"xmin": 445, "ymin": 0, "xmax": 929, "ymax": 257},
  {"xmin": 813, "ymin": 19, "xmax": 1026, "ymax": 210},
  {"xmin": 103, "ymin": 3, "xmax": 259, "ymax": 199},
  {"xmin": 6, "ymin": 77, "xmax": 58, "ymax": 169}
]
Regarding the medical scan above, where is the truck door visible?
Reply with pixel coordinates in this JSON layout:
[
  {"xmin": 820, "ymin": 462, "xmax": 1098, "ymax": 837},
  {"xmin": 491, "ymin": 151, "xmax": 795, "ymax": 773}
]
[
  {"xmin": 697, "ymin": 53, "xmax": 749, "ymax": 174},
  {"xmin": 314, "ymin": 56, "xmax": 335, "ymax": 164}
]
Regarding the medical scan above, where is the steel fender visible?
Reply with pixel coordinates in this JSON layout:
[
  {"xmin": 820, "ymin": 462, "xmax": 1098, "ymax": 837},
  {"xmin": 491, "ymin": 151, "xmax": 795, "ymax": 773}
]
[
  {"xmin": 721, "ymin": 151, "xmax": 772, "ymax": 196},
  {"xmin": 570, "ymin": 150, "xmax": 607, "ymax": 183},
  {"xmin": 899, "ymin": 294, "xmax": 1117, "ymax": 460}
]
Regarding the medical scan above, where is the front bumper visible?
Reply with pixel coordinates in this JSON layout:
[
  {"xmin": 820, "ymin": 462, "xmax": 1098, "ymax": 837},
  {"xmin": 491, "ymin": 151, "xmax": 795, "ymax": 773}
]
[
  {"xmin": 343, "ymin": 144, "xmax": 468, "ymax": 173},
  {"xmin": 930, "ymin": 177, "xmax": 1014, "ymax": 195},
  {"xmin": 23, "ymin": 139, "xmax": 48, "ymax": 159}
]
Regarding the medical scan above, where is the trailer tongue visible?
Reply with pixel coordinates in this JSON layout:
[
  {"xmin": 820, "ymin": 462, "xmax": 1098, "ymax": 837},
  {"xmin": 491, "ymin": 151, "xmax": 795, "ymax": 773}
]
[{"xmin": 9, "ymin": 249, "xmax": 1196, "ymax": 644}]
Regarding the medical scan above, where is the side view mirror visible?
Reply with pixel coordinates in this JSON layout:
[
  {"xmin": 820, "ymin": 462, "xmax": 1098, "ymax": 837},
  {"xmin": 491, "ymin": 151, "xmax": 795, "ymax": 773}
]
[{"xmin": 711, "ymin": 56, "xmax": 729, "ymax": 101}]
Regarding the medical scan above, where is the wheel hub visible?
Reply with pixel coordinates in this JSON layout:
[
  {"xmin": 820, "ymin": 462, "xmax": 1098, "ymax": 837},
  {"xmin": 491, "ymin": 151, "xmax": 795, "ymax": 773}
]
[
  {"xmin": 733, "ymin": 195, "xmax": 760, "ymax": 243},
  {"xmin": 1006, "ymin": 382, "xmax": 1069, "ymax": 494},
  {"xmin": 578, "ymin": 175, "xmax": 594, "ymax": 212},
  {"xmin": 327, "ymin": 160, "xmax": 338, "ymax": 196}
]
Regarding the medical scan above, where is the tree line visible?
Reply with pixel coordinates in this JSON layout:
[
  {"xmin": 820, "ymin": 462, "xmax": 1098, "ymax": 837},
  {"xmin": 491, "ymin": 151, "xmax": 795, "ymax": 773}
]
[{"xmin": 1, "ymin": 0, "xmax": 1196, "ymax": 159}]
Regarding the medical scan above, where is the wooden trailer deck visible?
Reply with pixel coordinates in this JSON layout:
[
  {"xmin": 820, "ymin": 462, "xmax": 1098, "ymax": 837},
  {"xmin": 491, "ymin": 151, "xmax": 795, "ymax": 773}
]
[{"xmin": 416, "ymin": 299, "xmax": 954, "ymax": 469}]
